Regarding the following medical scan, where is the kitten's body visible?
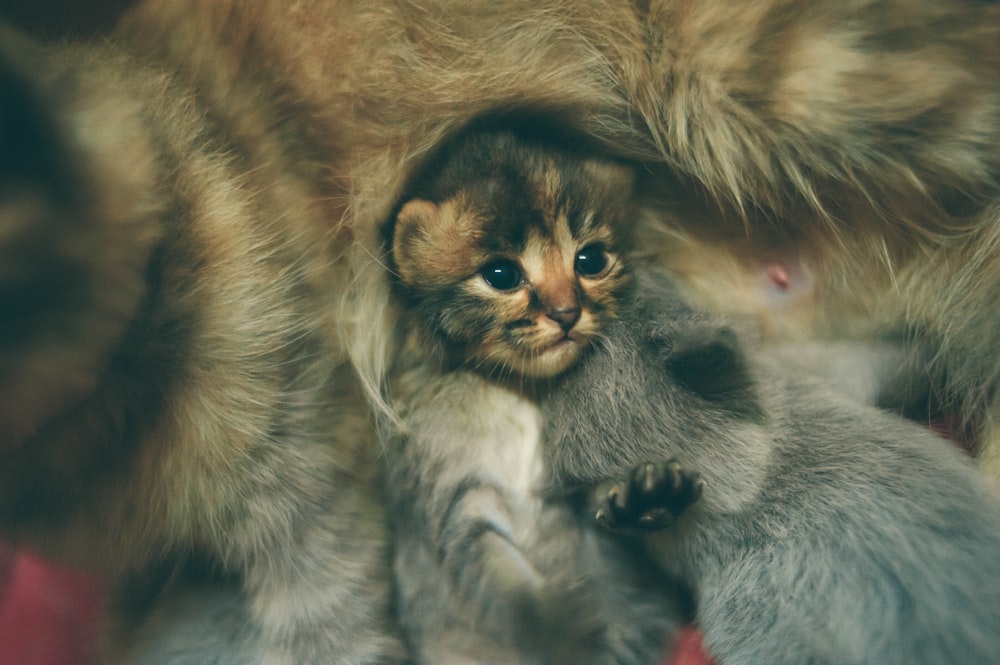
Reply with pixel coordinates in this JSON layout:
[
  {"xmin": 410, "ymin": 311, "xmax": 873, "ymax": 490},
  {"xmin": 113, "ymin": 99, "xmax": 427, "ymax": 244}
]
[
  {"xmin": 543, "ymin": 270, "xmax": 1000, "ymax": 665},
  {"xmin": 387, "ymin": 368, "xmax": 679, "ymax": 665},
  {"xmin": 386, "ymin": 132, "xmax": 679, "ymax": 664},
  {"xmin": 1, "ymin": 1, "xmax": 1000, "ymax": 662}
]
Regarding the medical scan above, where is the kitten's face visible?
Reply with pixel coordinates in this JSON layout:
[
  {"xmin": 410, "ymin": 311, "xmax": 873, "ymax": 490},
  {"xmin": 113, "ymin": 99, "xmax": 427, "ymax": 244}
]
[{"xmin": 392, "ymin": 147, "xmax": 634, "ymax": 379}]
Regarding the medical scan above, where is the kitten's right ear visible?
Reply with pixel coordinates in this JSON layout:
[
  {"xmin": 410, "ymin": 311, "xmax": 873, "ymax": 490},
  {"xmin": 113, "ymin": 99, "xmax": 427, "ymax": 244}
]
[
  {"xmin": 392, "ymin": 197, "xmax": 481, "ymax": 288},
  {"xmin": 392, "ymin": 199, "xmax": 441, "ymax": 284},
  {"xmin": 395, "ymin": 199, "xmax": 440, "ymax": 235}
]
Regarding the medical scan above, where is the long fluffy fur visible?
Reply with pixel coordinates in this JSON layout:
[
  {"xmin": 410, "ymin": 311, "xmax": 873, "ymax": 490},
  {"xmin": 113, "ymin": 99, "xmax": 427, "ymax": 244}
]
[
  {"xmin": 117, "ymin": 0, "xmax": 1000, "ymax": 455},
  {"xmin": 1, "ymin": 0, "xmax": 999, "ymax": 662}
]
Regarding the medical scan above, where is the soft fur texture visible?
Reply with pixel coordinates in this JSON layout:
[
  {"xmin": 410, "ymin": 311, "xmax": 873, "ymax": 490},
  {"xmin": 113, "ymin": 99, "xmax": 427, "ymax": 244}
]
[
  {"xmin": 0, "ymin": 1, "xmax": 998, "ymax": 663},
  {"xmin": 543, "ymin": 269, "xmax": 1000, "ymax": 665},
  {"xmin": 385, "ymin": 131, "xmax": 679, "ymax": 664}
]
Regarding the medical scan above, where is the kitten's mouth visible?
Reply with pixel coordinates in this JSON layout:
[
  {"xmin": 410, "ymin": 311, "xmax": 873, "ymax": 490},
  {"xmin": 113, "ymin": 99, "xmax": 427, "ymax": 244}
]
[
  {"xmin": 542, "ymin": 331, "xmax": 592, "ymax": 360},
  {"xmin": 546, "ymin": 330, "xmax": 587, "ymax": 351},
  {"xmin": 508, "ymin": 334, "xmax": 585, "ymax": 378}
]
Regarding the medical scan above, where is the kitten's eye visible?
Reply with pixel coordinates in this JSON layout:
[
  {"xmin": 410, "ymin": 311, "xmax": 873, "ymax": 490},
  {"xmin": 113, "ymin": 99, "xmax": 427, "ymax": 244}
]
[
  {"xmin": 575, "ymin": 244, "xmax": 609, "ymax": 277},
  {"xmin": 480, "ymin": 260, "xmax": 522, "ymax": 291}
]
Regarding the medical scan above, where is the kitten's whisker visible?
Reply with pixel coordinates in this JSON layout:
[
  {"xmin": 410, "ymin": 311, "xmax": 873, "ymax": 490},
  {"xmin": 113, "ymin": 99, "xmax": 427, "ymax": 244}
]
[{"xmin": 592, "ymin": 332, "xmax": 611, "ymax": 353}]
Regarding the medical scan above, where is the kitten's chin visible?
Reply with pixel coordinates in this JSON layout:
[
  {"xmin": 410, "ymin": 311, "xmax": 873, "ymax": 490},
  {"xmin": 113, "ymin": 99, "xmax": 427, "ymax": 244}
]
[{"xmin": 508, "ymin": 339, "xmax": 584, "ymax": 379}]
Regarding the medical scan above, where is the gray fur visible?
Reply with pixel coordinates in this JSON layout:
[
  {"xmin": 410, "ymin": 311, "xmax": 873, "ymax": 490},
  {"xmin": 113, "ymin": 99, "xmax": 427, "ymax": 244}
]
[
  {"xmin": 543, "ymin": 270, "xmax": 1000, "ymax": 665},
  {"xmin": 385, "ymin": 366, "xmax": 681, "ymax": 665}
]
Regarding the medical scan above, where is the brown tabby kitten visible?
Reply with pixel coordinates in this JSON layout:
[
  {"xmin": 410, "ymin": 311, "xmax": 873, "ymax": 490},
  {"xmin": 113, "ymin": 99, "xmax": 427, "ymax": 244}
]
[
  {"xmin": 385, "ymin": 131, "xmax": 682, "ymax": 665},
  {"xmin": 2, "ymin": 1, "xmax": 1000, "ymax": 663}
]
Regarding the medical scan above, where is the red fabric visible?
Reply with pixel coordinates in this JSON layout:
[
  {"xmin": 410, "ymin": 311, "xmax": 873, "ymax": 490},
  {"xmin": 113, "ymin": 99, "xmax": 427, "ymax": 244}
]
[
  {"xmin": 0, "ymin": 546, "xmax": 105, "ymax": 665},
  {"xmin": 665, "ymin": 626, "xmax": 717, "ymax": 665}
]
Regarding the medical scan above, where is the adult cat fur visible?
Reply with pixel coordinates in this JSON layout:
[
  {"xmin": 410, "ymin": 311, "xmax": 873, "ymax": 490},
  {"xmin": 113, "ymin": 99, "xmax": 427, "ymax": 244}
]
[
  {"xmin": 0, "ymin": 24, "xmax": 407, "ymax": 664},
  {"xmin": 112, "ymin": 2, "xmax": 1000, "ymax": 461},
  {"xmin": 1, "ymin": 1, "xmax": 1000, "ymax": 662}
]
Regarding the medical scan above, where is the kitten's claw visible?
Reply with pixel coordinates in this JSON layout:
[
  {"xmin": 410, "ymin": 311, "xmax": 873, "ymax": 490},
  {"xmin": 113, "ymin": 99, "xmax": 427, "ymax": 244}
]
[{"xmin": 595, "ymin": 459, "xmax": 703, "ymax": 533}]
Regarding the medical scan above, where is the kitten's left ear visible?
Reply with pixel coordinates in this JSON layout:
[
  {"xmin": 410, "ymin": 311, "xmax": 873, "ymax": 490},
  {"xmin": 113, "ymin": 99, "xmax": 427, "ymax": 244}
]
[
  {"xmin": 661, "ymin": 325, "xmax": 766, "ymax": 421},
  {"xmin": 583, "ymin": 159, "xmax": 636, "ymax": 197}
]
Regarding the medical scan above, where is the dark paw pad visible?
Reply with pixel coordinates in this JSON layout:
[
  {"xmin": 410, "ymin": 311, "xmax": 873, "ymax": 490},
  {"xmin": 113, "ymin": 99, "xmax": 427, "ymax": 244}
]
[{"xmin": 595, "ymin": 460, "xmax": 703, "ymax": 532}]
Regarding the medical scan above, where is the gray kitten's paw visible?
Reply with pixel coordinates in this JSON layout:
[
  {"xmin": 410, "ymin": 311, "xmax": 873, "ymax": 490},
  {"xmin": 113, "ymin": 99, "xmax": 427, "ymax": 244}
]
[{"xmin": 595, "ymin": 460, "xmax": 703, "ymax": 532}]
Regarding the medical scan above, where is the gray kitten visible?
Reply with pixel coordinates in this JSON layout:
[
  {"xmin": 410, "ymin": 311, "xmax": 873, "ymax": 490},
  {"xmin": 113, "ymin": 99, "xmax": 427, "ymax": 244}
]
[
  {"xmin": 543, "ymin": 269, "xmax": 1000, "ymax": 665},
  {"xmin": 384, "ymin": 131, "xmax": 685, "ymax": 665}
]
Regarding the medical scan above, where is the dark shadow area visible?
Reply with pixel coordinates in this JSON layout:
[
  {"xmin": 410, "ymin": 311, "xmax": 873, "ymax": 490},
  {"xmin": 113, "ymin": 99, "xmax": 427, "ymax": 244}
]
[{"xmin": 0, "ymin": 0, "xmax": 137, "ymax": 39}]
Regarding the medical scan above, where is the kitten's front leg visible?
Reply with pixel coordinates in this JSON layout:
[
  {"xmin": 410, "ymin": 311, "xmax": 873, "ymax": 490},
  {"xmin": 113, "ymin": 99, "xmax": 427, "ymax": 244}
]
[
  {"xmin": 595, "ymin": 460, "xmax": 704, "ymax": 533},
  {"xmin": 387, "ymin": 370, "xmax": 604, "ymax": 665},
  {"xmin": 442, "ymin": 484, "xmax": 604, "ymax": 657}
]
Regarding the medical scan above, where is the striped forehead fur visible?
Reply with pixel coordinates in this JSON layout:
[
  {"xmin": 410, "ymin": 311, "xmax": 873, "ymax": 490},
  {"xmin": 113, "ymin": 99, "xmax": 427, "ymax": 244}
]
[
  {"xmin": 394, "ymin": 144, "xmax": 631, "ymax": 287},
  {"xmin": 393, "ymin": 131, "xmax": 637, "ymax": 264}
]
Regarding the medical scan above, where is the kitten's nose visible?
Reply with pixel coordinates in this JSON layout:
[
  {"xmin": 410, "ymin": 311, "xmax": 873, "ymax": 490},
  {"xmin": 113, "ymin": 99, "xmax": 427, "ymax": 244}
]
[{"xmin": 548, "ymin": 307, "xmax": 581, "ymax": 332}]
